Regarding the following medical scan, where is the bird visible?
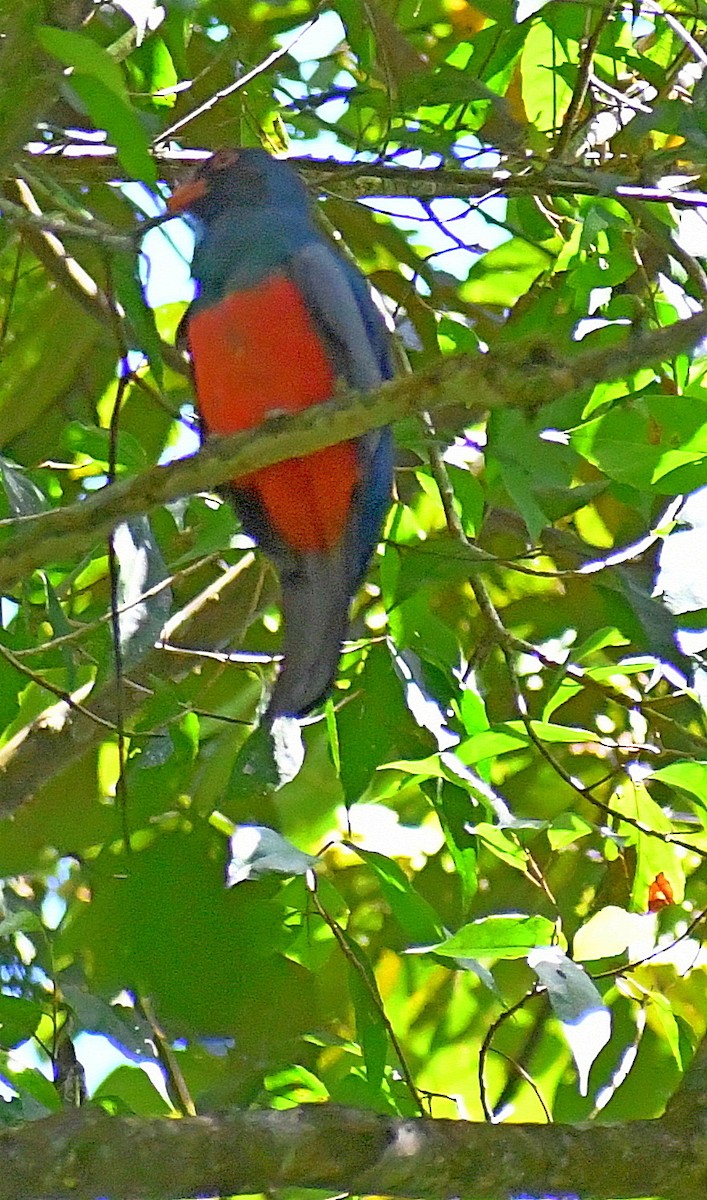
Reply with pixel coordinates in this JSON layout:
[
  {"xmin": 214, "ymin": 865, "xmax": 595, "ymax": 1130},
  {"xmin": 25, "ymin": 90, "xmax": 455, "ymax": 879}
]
[{"xmin": 167, "ymin": 148, "xmax": 394, "ymax": 719}]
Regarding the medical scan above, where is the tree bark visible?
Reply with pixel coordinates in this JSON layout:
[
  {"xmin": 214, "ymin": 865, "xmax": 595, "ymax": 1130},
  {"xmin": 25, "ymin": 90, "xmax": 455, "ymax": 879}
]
[
  {"xmin": 0, "ymin": 1091, "xmax": 704, "ymax": 1200},
  {"xmin": 1, "ymin": 306, "xmax": 706, "ymax": 599}
]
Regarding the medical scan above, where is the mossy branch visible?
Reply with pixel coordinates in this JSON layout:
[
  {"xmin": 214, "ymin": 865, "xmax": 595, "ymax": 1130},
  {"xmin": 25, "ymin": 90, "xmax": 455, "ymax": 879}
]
[
  {"xmin": 1, "ymin": 1065, "xmax": 706, "ymax": 1200},
  {"xmin": 1, "ymin": 307, "xmax": 706, "ymax": 599}
]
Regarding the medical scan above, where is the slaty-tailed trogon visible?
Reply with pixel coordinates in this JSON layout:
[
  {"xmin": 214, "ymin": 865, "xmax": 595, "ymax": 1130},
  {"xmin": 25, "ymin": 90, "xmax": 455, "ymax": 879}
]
[{"xmin": 167, "ymin": 148, "xmax": 394, "ymax": 719}]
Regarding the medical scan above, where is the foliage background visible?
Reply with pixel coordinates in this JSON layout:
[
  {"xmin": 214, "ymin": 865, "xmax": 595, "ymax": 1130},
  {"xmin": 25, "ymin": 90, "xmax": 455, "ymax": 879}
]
[{"xmin": 1, "ymin": 0, "xmax": 707, "ymax": 1195}]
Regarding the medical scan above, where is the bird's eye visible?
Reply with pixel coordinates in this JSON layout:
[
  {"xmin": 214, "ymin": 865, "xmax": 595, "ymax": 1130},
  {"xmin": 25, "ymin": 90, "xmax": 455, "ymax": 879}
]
[{"xmin": 210, "ymin": 149, "xmax": 239, "ymax": 171}]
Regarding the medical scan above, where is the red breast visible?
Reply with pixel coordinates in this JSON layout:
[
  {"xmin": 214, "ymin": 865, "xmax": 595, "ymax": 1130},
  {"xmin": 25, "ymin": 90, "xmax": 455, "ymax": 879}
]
[{"xmin": 188, "ymin": 273, "xmax": 358, "ymax": 552}]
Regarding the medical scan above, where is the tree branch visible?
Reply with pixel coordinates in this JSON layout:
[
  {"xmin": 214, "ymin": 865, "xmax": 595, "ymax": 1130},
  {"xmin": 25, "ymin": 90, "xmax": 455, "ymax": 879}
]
[
  {"xmin": 2, "ymin": 179, "xmax": 187, "ymax": 378},
  {"xmin": 14, "ymin": 148, "xmax": 707, "ymax": 210},
  {"xmin": 1, "ymin": 306, "xmax": 706, "ymax": 600},
  {"xmin": 0, "ymin": 1095, "xmax": 705, "ymax": 1200},
  {"xmin": 0, "ymin": 556, "xmax": 259, "ymax": 817}
]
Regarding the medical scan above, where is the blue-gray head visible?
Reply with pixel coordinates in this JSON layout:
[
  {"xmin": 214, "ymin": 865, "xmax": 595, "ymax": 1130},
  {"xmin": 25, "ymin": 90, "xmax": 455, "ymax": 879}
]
[{"xmin": 167, "ymin": 148, "xmax": 311, "ymax": 225}]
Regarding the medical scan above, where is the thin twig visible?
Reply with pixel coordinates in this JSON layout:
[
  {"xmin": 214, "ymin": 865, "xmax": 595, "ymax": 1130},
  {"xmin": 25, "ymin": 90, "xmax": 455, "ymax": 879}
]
[
  {"xmin": 0, "ymin": 192, "xmax": 134, "ymax": 249},
  {"xmin": 488, "ymin": 1048, "xmax": 553, "ymax": 1123},
  {"xmin": 0, "ymin": 641, "xmax": 117, "ymax": 732},
  {"xmin": 478, "ymin": 985, "xmax": 543, "ymax": 1121},
  {"xmin": 554, "ymin": 1, "xmax": 617, "ymax": 159},
  {"xmin": 106, "ymin": 287, "xmax": 132, "ymax": 852},
  {"xmin": 137, "ymin": 996, "xmax": 196, "ymax": 1117},
  {"xmin": 505, "ymin": 655, "xmax": 706, "ymax": 860},
  {"xmin": 309, "ymin": 883, "xmax": 423, "ymax": 1114},
  {"xmin": 11, "ymin": 553, "xmax": 223, "ymax": 657},
  {"xmin": 642, "ymin": 0, "xmax": 707, "ymax": 68},
  {"xmin": 154, "ymin": 14, "xmax": 321, "ymax": 147}
]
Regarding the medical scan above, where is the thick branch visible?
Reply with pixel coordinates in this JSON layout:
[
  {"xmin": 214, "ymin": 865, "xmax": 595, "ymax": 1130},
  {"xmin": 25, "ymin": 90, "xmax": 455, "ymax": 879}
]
[
  {"xmin": 14, "ymin": 149, "xmax": 707, "ymax": 209},
  {"xmin": 1, "ymin": 307, "xmax": 706, "ymax": 599},
  {"xmin": 0, "ymin": 1101, "xmax": 704, "ymax": 1200}
]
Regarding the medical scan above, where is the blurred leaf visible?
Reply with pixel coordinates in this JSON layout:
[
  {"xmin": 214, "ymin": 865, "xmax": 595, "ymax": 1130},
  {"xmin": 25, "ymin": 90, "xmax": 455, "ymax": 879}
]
[
  {"xmin": 70, "ymin": 76, "xmax": 157, "ymax": 185},
  {"xmin": 113, "ymin": 517, "xmax": 172, "ymax": 666},
  {"xmin": 60, "ymin": 986, "xmax": 153, "ymax": 1058},
  {"xmin": 462, "ymin": 239, "xmax": 550, "ymax": 305},
  {"xmin": 0, "ymin": 456, "xmax": 46, "ymax": 516},
  {"xmin": 573, "ymin": 906, "xmax": 645, "ymax": 961},
  {"xmin": 57, "ymin": 824, "xmax": 318, "ymax": 1044},
  {"xmin": 226, "ymin": 825, "xmax": 318, "ymax": 885},
  {"xmin": 36, "ymin": 26, "xmax": 128, "ymax": 96},
  {"xmin": 0, "ymin": 996, "xmax": 42, "ymax": 1049},
  {"xmin": 0, "ymin": 911, "xmax": 43, "ymax": 938}
]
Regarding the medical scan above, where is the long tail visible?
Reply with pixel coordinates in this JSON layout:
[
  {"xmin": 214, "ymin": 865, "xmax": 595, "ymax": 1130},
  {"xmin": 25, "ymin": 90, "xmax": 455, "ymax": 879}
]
[{"xmin": 266, "ymin": 546, "xmax": 352, "ymax": 720}]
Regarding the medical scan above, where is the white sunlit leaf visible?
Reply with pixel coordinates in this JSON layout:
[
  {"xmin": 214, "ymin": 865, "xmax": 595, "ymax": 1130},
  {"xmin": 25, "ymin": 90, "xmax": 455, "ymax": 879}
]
[
  {"xmin": 269, "ymin": 715, "xmax": 305, "ymax": 786},
  {"xmin": 528, "ymin": 946, "xmax": 611, "ymax": 1096},
  {"xmin": 573, "ymin": 905, "xmax": 649, "ymax": 961},
  {"xmin": 226, "ymin": 826, "xmax": 319, "ymax": 886},
  {"xmin": 516, "ymin": 0, "xmax": 552, "ymax": 23}
]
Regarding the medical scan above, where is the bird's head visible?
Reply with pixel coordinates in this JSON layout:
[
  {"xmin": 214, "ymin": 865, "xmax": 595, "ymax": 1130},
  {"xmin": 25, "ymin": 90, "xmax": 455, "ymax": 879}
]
[{"xmin": 166, "ymin": 148, "xmax": 310, "ymax": 224}]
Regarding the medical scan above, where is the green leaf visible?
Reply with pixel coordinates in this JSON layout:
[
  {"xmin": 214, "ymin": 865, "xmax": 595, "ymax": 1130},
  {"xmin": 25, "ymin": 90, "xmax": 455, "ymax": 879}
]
[
  {"xmin": 127, "ymin": 36, "xmax": 178, "ymax": 110},
  {"xmin": 433, "ymin": 914, "xmax": 556, "ymax": 960},
  {"xmin": 447, "ymin": 464, "xmax": 485, "ymax": 537},
  {"xmin": 570, "ymin": 394, "xmax": 707, "ymax": 495},
  {"xmin": 63, "ymin": 420, "xmax": 146, "ymax": 473},
  {"xmin": 521, "ymin": 16, "xmax": 573, "ymax": 127},
  {"xmin": 424, "ymin": 779, "xmax": 479, "ymax": 908},
  {"xmin": 353, "ymin": 847, "xmax": 445, "ymax": 946},
  {"xmin": 0, "ymin": 1053, "xmax": 60, "ymax": 1117},
  {"xmin": 71, "ymin": 75, "xmax": 156, "ymax": 184},
  {"xmin": 461, "ymin": 239, "xmax": 550, "ymax": 306},
  {"xmin": 338, "ymin": 924, "xmax": 388, "ymax": 1095},
  {"xmin": 93, "ymin": 1065, "xmax": 172, "ymax": 1116},
  {"xmin": 611, "ymin": 781, "xmax": 685, "ymax": 912},
  {"xmin": 650, "ymin": 761, "xmax": 707, "ymax": 812},
  {"xmin": 547, "ymin": 812, "xmax": 594, "ymax": 850},
  {"xmin": 36, "ymin": 26, "xmax": 128, "ymax": 97},
  {"xmin": 335, "ymin": 643, "xmax": 431, "ymax": 805},
  {"xmin": 0, "ymin": 995, "xmax": 42, "ymax": 1049}
]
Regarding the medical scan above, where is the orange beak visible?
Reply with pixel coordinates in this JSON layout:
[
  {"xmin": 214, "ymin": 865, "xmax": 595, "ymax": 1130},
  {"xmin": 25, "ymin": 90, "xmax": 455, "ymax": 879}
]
[{"xmin": 166, "ymin": 177, "xmax": 207, "ymax": 214}]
